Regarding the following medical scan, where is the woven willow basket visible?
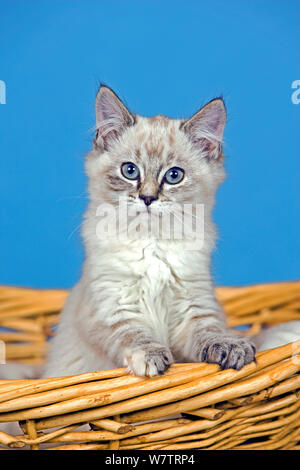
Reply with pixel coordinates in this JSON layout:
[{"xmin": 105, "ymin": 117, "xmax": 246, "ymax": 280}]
[{"xmin": 0, "ymin": 281, "xmax": 299, "ymax": 450}]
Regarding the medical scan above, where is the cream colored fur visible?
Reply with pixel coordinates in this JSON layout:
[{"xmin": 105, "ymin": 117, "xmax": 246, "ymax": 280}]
[
  {"xmin": 1, "ymin": 87, "xmax": 298, "ymax": 384},
  {"xmin": 1, "ymin": 87, "xmax": 299, "ymax": 444},
  {"xmin": 43, "ymin": 87, "xmax": 254, "ymax": 378}
]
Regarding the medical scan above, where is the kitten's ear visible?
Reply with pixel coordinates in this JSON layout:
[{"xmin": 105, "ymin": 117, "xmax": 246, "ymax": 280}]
[
  {"xmin": 94, "ymin": 86, "xmax": 135, "ymax": 150},
  {"xmin": 180, "ymin": 98, "xmax": 226, "ymax": 159}
]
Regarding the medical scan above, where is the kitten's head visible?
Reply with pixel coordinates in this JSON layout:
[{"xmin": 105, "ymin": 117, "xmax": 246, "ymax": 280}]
[{"xmin": 85, "ymin": 86, "xmax": 226, "ymax": 238}]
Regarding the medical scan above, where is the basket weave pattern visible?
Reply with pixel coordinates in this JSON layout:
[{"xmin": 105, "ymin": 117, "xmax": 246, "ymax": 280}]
[{"xmin": 0, "ymin": 282, "xmax": 299, "ymax": 450}]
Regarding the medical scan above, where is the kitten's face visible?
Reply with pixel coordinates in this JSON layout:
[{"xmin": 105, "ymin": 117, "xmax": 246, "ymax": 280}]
[{"xmin": 85, "ymin": 87, "xmax": 226, "ymax": 235}]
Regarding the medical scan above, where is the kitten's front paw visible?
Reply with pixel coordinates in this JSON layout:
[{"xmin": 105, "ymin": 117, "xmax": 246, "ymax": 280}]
[
  {"xmin": 198, "ymin": 335, "xmax": 256, "ymax": 370},
  {"xmin": 124, "ymin": 346, "xmax": 173, "ymax": 377}
]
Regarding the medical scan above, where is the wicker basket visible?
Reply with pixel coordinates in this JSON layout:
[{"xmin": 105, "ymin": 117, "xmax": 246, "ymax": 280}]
[{"xmin": 0, "ymin": 281, "xmax": 299, "ymax": 450}]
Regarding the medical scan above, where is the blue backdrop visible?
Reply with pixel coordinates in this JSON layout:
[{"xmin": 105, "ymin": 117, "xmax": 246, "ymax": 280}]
[{"xmin": 0, "ymin": 0, "xmax": 299, "ymax": 288}]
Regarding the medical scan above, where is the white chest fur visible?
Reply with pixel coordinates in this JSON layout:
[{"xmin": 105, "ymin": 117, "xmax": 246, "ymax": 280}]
[{"xmin": 88, "ymin": 237, "xmax": 207, "ymax": 346}]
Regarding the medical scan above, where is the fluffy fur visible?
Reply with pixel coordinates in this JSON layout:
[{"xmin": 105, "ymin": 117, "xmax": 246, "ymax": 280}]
[
  {"xmin": 1, "ymin": 87, "xmax": 299, "ymax": 444},
  {"xmin": 252, "ymin": 321, "xmax": 300, "ymax": 351},
  {"xmin": 43, "ymin": 86, "xmax": 256, "ymax": 378},
  {"xmin": 1, "ymin": 87, "xmax": 298, "ymax": 382}
]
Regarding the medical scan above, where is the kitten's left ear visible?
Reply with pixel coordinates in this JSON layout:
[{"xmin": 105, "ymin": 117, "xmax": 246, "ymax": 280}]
[
  {"xmin": 94, "ymin": 86, "xmax": 135, "ymax": 150},
  {"xmin": 180, "ymin": 98, "xmax": 226, "ymax": 159}
]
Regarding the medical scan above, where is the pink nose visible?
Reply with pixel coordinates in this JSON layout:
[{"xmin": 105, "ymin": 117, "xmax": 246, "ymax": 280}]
[{"xmin": 139, "ymin": 195, "xmax": 157, "ymax": 206}]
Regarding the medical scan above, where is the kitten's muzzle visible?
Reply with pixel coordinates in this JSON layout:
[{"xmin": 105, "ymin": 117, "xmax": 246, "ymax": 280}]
[{"xmin": 139, "ymin": 195, "xmax": 158, "ymax": 206}]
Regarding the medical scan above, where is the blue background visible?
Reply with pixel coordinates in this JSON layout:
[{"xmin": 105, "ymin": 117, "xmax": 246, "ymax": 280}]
[{"xmin": 0, "ymin": 0, "xmax": 299, "ymax": 289}]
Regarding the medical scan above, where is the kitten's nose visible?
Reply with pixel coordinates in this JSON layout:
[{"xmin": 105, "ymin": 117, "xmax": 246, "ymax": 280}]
[{"xmin": 139, "ymin": 195, "xmax": 157, "ymax": 206}]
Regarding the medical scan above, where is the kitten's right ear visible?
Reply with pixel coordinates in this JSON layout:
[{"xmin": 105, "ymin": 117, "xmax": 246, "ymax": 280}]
[{"xmin": 93, "ymin": 86, "xmax": 135, "ymax": 150}]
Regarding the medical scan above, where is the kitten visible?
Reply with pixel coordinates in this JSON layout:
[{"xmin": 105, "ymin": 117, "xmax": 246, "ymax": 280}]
[
  {"xmin": 43, "ymin": 85, "xmax": 256, "ymax": 378},
  {"xmin": 1, "ymin": 87, "xmax": 298, "ymax": 442}
]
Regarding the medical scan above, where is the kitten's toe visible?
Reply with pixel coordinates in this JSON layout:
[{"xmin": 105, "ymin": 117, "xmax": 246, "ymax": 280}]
[
  {"xmin": 200, "ymin": 336, "xmax": 256, "ymax": 370},
  {"xmin": 124, "ymin": 346, "xmax": 173, "ymax": 377}
]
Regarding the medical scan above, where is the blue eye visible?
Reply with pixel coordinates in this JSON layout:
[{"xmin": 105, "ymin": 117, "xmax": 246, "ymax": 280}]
[
  {"xmin": 164, "ymin": 167, "xmax": 184, "ymax": 185},
  {"xmin": 121, "ymin": 162, "xmax": 140, "ymax": 180}
]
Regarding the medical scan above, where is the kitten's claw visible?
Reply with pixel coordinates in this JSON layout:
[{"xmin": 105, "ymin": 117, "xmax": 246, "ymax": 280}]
[
  {"xmin": 124, "ymin": 346, "xmax": 173, "ymax": 377},
  {"xmin": 199, "ymin": 335, "xmax": 256, "ymax": 370}
]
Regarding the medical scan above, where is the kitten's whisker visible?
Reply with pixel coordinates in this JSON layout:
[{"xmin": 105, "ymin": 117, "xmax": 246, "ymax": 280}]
[
  {"xmin": 67, "ymin": 222, "xmax": 84, "ymax": 240},
  {"xmin": 163, "ymin": 207, "xmax": 183, "ymax": 224},
  {"xmin": 57, "ymin": 193, "xmax": 88, "ymax": 202}
]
